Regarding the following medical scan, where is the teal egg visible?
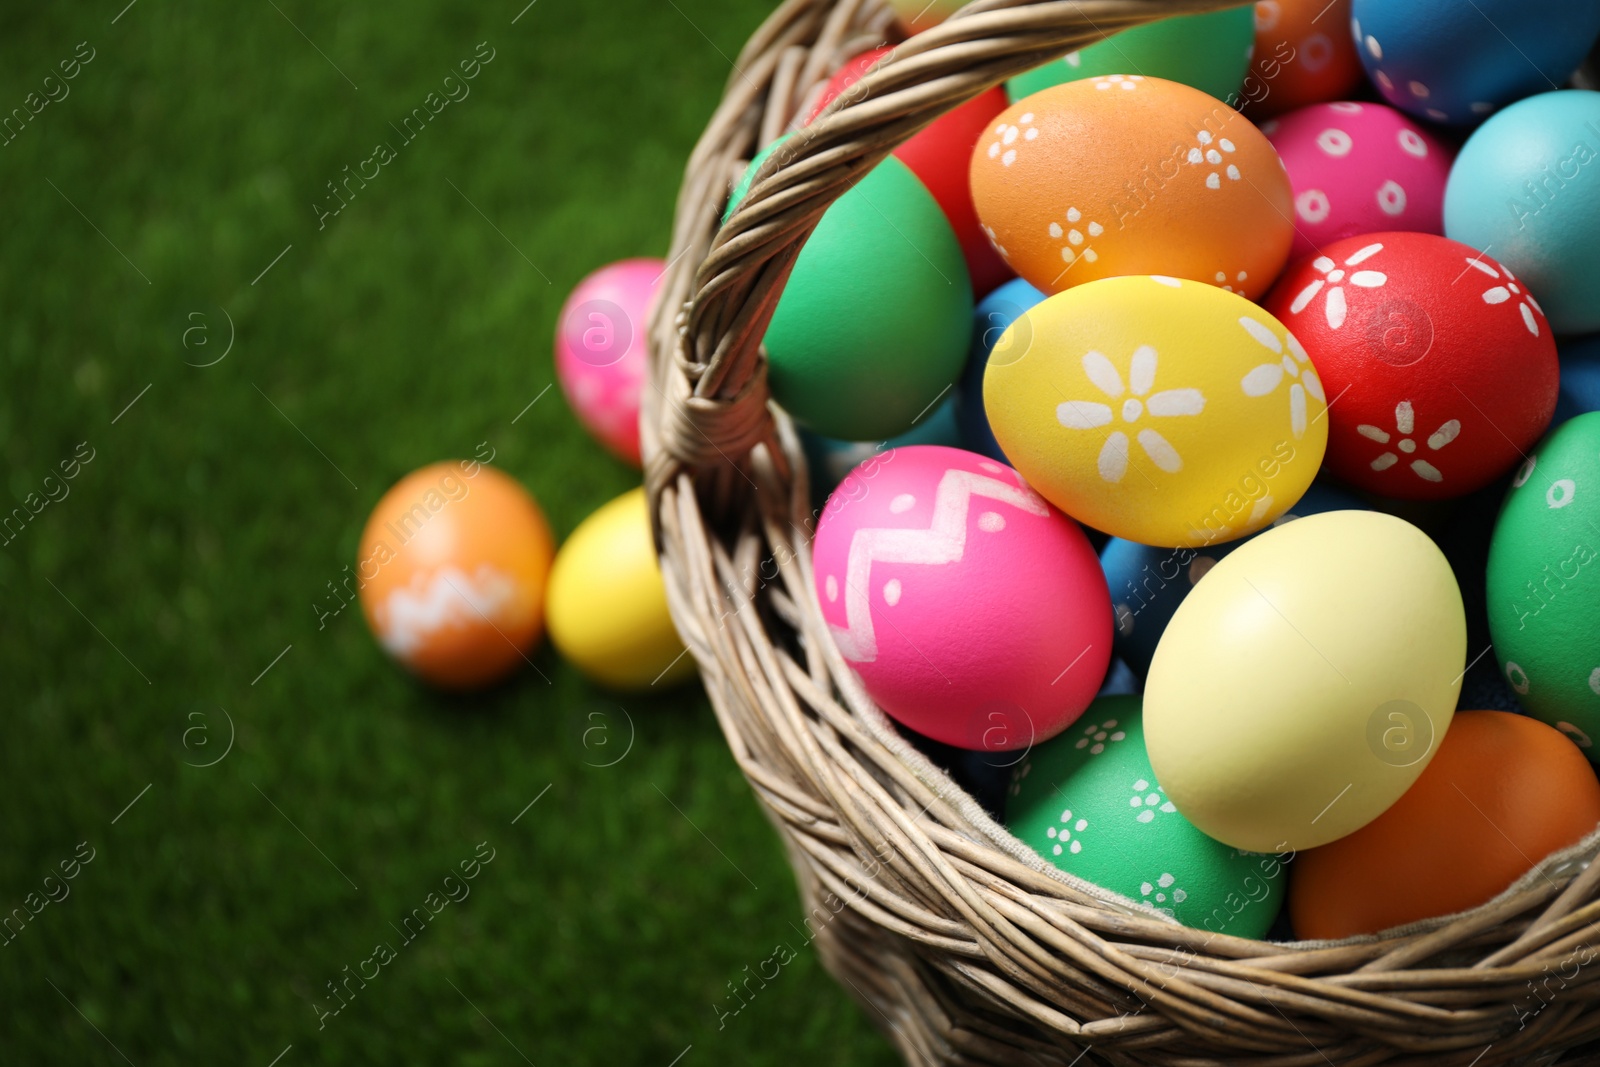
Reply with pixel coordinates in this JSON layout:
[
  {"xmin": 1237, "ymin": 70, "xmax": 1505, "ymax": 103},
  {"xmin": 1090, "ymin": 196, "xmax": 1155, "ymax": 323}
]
[
  {"xmin": 726, "ymin": 142, "xmax": 972, "ymax": 441},
  {"xmin": 1005, "ymin": 695, "xmax": 1285, "ymax": 938},
  {"xmin": 1444, "ymin": 90, "xmax": 1600, "ymax": 335},
  {"xmin": 1486, "ymin": 412, "xmax": 1600, "ymax": 756},
  {"xmin": 1006, "ymin": 8, "xmax": 1255, "ymax": 104}
]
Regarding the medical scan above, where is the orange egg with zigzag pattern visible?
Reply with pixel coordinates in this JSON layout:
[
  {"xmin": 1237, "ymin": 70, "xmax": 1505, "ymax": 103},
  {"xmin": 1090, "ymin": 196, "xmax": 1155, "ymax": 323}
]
[{"xmin": 357, "ymin": 461, "xmax": 553, "ymax": 689}]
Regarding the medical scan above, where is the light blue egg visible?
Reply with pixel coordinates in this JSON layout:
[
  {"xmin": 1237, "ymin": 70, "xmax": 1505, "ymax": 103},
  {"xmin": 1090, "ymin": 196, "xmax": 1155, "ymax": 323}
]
[
  {"xmin": 1445, "ymin": 90, "xmax": 1600, "ymax": 334},
  {"xmin": 956, "ymin": 278, "xmax": 1044, "ymax": 464},
  {"xmin": 1555, "ymin": 331, "xmax": 1600, "ymax": 423},
  {"xmin": 1350, "ymin": 0, "xmax": 1600, "ymax": 126},
  {"xmin": 1100, "ymin": 484, "xmax": 1367, "ymax": 677},
  {"xmin": 799, "ymin": 395, "xmax": 963, "ymax": 506}
]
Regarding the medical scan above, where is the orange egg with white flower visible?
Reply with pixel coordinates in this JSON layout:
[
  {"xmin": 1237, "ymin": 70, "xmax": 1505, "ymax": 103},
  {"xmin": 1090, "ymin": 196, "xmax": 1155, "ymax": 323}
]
[{"xmin": 970, "ymin": 76, "xmax": 1293, "ymax": 299}]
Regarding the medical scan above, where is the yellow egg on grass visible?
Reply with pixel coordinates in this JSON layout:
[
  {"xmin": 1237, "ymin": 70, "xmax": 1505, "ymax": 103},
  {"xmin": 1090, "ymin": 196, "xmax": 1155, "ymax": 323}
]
[
  {"xmin": 1144, "ymin": 511, "xmax": 1466, "ymax": 852},
  {"xmin": 546, "ymin": 487, "xmax": 695, "ymax": 691},
  {"xmin": 984, "ymin": 275, "xmax": 1328, "ymax": 548}
]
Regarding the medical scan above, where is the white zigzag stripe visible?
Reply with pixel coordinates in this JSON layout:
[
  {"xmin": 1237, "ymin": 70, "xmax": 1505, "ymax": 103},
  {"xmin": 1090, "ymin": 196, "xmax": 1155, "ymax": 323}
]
[
  {"xmin": 829, "ymin": 469, "xmax": 1048, "ymax": 663},
  {"xmin": 378, "ymin": 564, "xmax": 517, "ymax": 658}
]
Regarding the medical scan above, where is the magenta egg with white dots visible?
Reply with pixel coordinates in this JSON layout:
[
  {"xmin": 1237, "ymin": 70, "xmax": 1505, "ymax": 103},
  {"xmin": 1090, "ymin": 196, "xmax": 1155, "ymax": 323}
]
[
  {"xmin": 812, "ymin": 445, "xmax": 1112, "ymax": 752},
  {"xmin": 1263, "ymin": 102, "xmax": 1454, "ymax": 259},
  {"xmin": 554, "ymin": 258, "xmax": 664, "ymax": 467}
]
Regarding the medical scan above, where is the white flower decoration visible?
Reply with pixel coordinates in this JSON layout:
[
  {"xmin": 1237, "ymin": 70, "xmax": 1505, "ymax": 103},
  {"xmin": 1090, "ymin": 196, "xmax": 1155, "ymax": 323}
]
[
  {"xmin": 1357, "ymin": 400, "xmax": 1458, "ymax": 483},
  {"xmin": 1239, "ymin": 317, "xmax": 1325, "ymax": 438},
  {"xmin": 1187, "ymin": 129, "xmax": 1240, "ymax": 190},
  {"xmin": 1073, "ymin": 715, "xmax": 1126, "ymax": 754},
  {"xmin": 1128, "ymin": 778, "xmax": 1177, "ymax": 824},
  {"xmin": 1139, "ymin": 871, "xmax": 1187, "ymax": 908},
  {"xmin": 1056, "ymin": 346, "xmax": 1206, "ymax": 483},
  {"xmin": 1094, "ymin": 75, "xmax": 1144, "ymax": 91},
  {"xmin": 1463, "ymin": 256, "xmax": 1543, "ymax": 337},
  {"xmin": 1047, "ymin": 807, "xmax": 1088, "ymax": 856},
  {"xmin": 1050, "ymin": 206, "xmax": 1103, "ymax": 266},
  {"xmin": 986, "ymin": 112, "xmax": 1038, "ymax": 167},
  {"xmin": 1288, "ymin": 242, "xmax": 1387, "ymax": 329}
]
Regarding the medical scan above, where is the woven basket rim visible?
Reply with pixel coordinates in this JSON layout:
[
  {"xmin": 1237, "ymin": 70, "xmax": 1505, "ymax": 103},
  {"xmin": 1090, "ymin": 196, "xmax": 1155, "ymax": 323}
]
[{"xmin": 642, "ymin": 1, "xmax": 1600, "ymax": 1061}]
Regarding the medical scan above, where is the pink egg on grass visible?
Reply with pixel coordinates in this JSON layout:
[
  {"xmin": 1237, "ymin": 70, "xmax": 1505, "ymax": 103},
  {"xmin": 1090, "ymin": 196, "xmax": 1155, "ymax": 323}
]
[
  {"xmin": 813, "ymin": 445, "xmax": 1112, "ymax": 751},
  {"xmin": 554, "ymin": 258, "xmax": 664, "ymax": 467},
  {"xmin": 1264, "ymin": 102, "xmax": 1453, "ymax": 258}
]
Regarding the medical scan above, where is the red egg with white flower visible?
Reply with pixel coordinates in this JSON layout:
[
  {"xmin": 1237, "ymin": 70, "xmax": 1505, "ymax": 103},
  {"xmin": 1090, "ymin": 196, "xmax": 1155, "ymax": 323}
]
[{"xmin": 1264, "ymin": 232, "xmax": 1558, "ymax": 499}]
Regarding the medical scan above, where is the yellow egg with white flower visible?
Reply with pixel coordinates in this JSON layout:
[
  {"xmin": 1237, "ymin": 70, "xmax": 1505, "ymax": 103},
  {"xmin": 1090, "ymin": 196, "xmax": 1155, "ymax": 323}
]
[{"xmin": 983, "ymin": 276, "xmax": 1328, "ymax": 548}]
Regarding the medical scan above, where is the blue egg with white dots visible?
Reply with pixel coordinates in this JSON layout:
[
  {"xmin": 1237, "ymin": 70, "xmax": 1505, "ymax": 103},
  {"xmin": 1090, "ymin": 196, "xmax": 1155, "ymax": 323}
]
[
  {"xmin": 1350, "ymin": 0, "xmax": 1600, "ymax": 126},
  {"xmin": 955, "ymin": 278, "xmax": 1044, "ymax": 463},
  {"xmin": 1101, "ymin": 484, "xmax": 1367, "ymax": 677},
  {"xmin": 1555, "ymin": 331, "xmax": 1600, "ymax": 423},
  {"xmin": 1445, "ymin": 90, "xmax": 1600, "ymax": 335}
]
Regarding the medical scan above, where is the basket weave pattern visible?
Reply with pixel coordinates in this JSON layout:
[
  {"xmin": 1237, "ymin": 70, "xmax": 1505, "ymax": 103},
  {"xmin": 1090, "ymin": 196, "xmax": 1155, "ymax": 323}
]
[{"xmin": 643, "ymin": 2, "xmax": 1600, "ymax": 1062}]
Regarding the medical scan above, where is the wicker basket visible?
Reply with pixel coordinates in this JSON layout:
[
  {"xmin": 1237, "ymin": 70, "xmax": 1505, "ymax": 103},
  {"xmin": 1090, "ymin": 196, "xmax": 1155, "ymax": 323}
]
[{"xmin": 642, "ymin": 1, "xmax": 1600, "ymax": 1063}]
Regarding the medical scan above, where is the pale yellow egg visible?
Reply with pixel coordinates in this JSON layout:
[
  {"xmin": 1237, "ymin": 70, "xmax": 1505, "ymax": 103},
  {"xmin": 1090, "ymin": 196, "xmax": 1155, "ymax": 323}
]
[{"xmin": 1144, "ymin": 511, "xmax": 1466, "ymax": 852}]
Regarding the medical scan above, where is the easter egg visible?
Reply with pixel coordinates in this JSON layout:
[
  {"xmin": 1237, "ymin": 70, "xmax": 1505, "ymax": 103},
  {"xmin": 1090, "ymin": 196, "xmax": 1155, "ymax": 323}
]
[
  {"xmin": 807, "ymin": 47, "xmax": 1012, "ymax": 296},
  {"xmin": 883, "ymin": 0, "xmax": 962, "ymax": 34},
  {"xmin": 799, "ymin": 396, "xmax": 962, "ymax": 505},
  {"xmin": 554, "ymin": 259, "xmax": 662, "ymax": 466},
  {"xmin": 955, "ymin": 278, "xmax": 1045, "ymax": 464},
  {"xmin": 1556, "ymin": 332, "xmax": 1600, "ymax": 424},
  {"xmin": 984, "ymin": 275, "xmax": 1327, "ymax": 548},
  {"xmin": 1290, "ymin": 711, "xmax": 1600, "ymax": 939},
  {"xmin": 727, "ymin": 143, "xmax": 972, "ymax": 441},
  {"xmin": 1145, "ymin": 511, "xmax": 1466, "ymax": 852},
  {"xmin": 971, "ymin": 77, "xmax": 1293, "ymax": 299},
  {"xmin": 805, "ymin": 46, "xmax": 891, "ymax": 121},
  {"xmin": 1265, "ymin": 233, "xmax": 1558, "ymax": 500},
  {"xmin": 1486, "ymin": 413, "xmax": 1600, "ymax": 751},
  {"xmin": 1006, "ymin": 9, "xmax": 1256, "ymax": 104},
  {"xmin": 812, "ymin": 445, "xmax": 1111, "ymax": 751},
  {"xmin": 1264, "ymin": 102, "xmax": 1453, "ymax": 258},
  {"xmin": 1102, "ymin": 483, "xmax": 1366, "ymax": 677},
  {"xmin": 1444, "ymin": 90, "xmax": 1600, "ymax": 335},
  {"xmin": 1007, "ymin": 696, "xmax": 1286, "ymax": 938},
  {"xmin": 1351, "ymin": 0, "xmax": 1600, "ymax": 126},
  {"xmin": 358, "ymin": 462, "xmax": 554, "ymax": 689},
  {"xmin": 1244, "ymin": 0, "xmax": 1364, "ymax": 118},
  {"xmin": 546, "ymin": 488, "xmax": 694, "ymax": 691}
]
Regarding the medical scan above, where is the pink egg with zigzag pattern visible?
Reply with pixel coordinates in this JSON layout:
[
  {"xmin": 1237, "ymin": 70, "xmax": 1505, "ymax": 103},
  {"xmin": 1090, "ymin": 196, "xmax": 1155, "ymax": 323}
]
[{"xmin": 813, "ymin": 445, "xmax": 1112, "ymax": 751}]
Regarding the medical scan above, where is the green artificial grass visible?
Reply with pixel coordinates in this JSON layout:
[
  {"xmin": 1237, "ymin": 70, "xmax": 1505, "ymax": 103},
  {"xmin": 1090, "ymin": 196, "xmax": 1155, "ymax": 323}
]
[{"xmin": 0, "ymin": 2, "xmax": 898, "ymax": 1063}]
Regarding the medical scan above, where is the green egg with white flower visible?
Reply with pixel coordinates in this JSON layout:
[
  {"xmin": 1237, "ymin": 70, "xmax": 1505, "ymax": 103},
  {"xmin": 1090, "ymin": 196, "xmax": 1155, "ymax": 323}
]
[
  {"xmin": 1006, "ymin": 695, "xmax": 1285, "ymax": 938},
  {"xmin": 1487, "ymin": 412, "xmax": 1600, "ymax": 758}
]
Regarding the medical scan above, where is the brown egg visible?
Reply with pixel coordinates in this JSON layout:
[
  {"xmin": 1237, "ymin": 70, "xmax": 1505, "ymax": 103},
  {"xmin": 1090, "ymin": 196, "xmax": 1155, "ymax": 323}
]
[
  {"xmin": 970, "ymin": 76, "xmax": 1293, "ymax": 299},
  {"xmin": 357, "ymin": 461, "xmax": 554, "ymax": 690},
  {"xmin": 1290, "ymin": 711, "xmax": 1600, "ymax": 940}
]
